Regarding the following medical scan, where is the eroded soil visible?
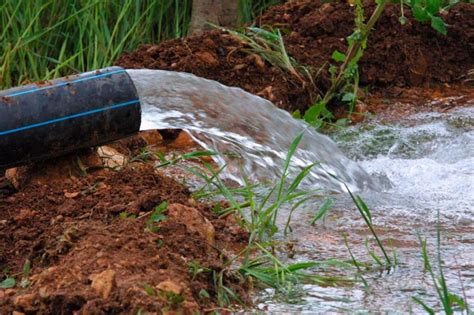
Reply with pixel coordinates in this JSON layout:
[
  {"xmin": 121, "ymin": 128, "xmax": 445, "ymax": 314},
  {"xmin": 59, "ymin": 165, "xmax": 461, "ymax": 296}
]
[{"xmin": 0, "ymin": 132, "xmax": 248, "ymax": 314}]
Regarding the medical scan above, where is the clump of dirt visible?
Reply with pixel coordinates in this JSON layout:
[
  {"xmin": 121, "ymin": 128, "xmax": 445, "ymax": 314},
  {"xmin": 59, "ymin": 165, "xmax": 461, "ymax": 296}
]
[
  {"xmin": 0, "ymin": 132, "xmax": 249, "ymax": 314},
  {"xmin": 116, "ymin": 1, "xmax": 473, "ymax": 114}
]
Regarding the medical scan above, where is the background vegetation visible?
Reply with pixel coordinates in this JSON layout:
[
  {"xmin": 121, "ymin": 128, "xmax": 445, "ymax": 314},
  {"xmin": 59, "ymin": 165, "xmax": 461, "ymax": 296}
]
[{"xmin": 0, "ymin": 0, "xmax": 284, "ymax": 89}]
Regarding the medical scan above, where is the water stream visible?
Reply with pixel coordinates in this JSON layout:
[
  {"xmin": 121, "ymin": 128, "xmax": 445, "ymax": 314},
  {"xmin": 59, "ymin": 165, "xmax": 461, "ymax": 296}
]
[
  {"xmin": 128, "ymin": 69, "xmax": 377, "ymax": 192},
  {"xmin": 257, "ymin": 106, "xmax": 474, "ymax": 313},
  {"xmin": 127, "ymin": 69, "xmax": 473, "ymax": 313}
]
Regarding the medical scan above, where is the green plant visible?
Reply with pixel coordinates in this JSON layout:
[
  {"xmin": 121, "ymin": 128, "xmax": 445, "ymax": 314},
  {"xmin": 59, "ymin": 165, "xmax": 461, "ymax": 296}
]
[
  {"xmin": 223, "ymin": 26, "xmax": 317, "ymax": 88},
  {"xmin": 145, "ymin": 202, "xmax": 168, "ymax": 233},
  {"xmin": 412, "ymin": 213, "xmax": 470, "ymax": 314},
  {"xmin": 155, "ymin": 150, "xmax": 219, "ymax": 168},
  {"xmin": 0, "ymin": 0, "xmax": 191, "ymax": 89},
  {"xmin": 0, "ymin": 277, "xmax": 15, "ymax": 289},
  {"xmin": 401, "ymin": 0, "xmax": 459, "ymax": 35},
  {"xmin": 0, "ymin": 0, "xmax": 285, "ymax": 89},
  {"xmin": 0, "ymin": 259, "xmax": 32, "ymax": 289},
  {"xmin": 188, "ymin": 260, "xmax": 211, "ymax": 280},
  {"xmin": 238, "ymin": 0, "xmax": 285, "ymax": 24},
  {"xmin": 303, "ymin": 0, "xmax": 460, "ymax": 127}
]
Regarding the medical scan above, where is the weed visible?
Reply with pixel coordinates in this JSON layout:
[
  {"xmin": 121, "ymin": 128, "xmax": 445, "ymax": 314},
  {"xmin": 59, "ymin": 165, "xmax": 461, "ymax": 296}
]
[
  {"xmin": 238, "ymin": 0, "xmax": 285, "ymax": 24},
  {"xmin": 198, "ymin": 289, "xmax": 211, "ymax": 300},
  {"xmin": 310, "ymin": 198, "xmax": 334, "ymax": 225},
  {"xmin": 0, "ymin": 259, "xmax": 31, "ymax": 289},
  {"xmin": 19, "ymin": 259, "xmax": 31, "ymax": 289},
  {"xmin": 188, "ymin": 260, "xmax": 211, "ymax": 280},
  {"xmin": 155, "ymin": 150, "xmax": 218, "ymax": 168},
  {"xmin": 119, "ymin": 211, "xmax": 136, "ymax": 219},
  {"xmin": 412, "ymin": 212, "xmax": 470, "ymax": 314},
  {"xmin": 223, "ymin": 26, "xmax": 318, "ymax": 90},
  {"xmin": 145, "ymin": 202, "xmax": 168, "ymax": 233},
  {"xmin": 0, "ymin": 277, "xmax": 15, "ymax": 289},
  {"xmin": 143, "ymin": 283, "xmax": 157, "ymax": 297},
  {"xmin": 302, "ymin": 0, "xmax": 461, "ymax": 126}
]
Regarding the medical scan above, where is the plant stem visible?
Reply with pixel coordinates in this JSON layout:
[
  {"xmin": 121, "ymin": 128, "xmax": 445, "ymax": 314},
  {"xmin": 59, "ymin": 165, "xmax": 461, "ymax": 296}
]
[{"xmin": 323, "ymin": 0, "xmax": 387, "ymax": 104}]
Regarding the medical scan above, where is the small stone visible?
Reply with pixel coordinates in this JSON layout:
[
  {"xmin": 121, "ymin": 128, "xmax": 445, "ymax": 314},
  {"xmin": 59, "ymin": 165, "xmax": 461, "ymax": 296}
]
[
  {"xmin": 156, "ymin": 280, "xmax": 182, "ymax": 295},
  {"xmin": 97, "ymin": 146, "xmax": 127, "ymax": 169},
  {"xmin": 195, "ymin": 51, "xmax": 219, "ymax": 67},
  {"xmin": 5, "ymin": 167, "xmax": 29, "ymax": 190},
  {"xmin": 14, "ymin": 209, "xmax": 36, "ymax": 222},
  {"xmin": 64, "ymin": 191, "xmax": 80, "ymax": 198},
  {"xmin": 233, "ymin": 64, "xmax": 247, "ymax": 71},
  {"xmin": 167, "ymin": 204, "xmax": 215, "ymax": 245},
  {"xmin": 5, "ymin": 289, "xmax": 16, "ymax": 296},
  {"xmin": 139, "ymin": 130, "xmax": 163, "ymax": 146},
  {"xmin": 14, "ymin": 293, "xmax": 36, "ymax": 310},
  {"xmin": 0, "ymin": 290, "xmax": 5, "ymax": 300},
  {"xmin": 252, "ymin": 54, "xmax": 266, "ymax": 71},
  {"xmin": 12, "ymin": 311, "xmax": 25, "ymax": 315},
  {"xmin": 89, "ymin": 269, "xmax": 116, "ymax": 299}
]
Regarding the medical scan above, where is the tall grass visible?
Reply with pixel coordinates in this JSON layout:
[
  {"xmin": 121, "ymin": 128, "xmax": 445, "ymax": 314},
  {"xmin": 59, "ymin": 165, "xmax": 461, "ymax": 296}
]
[
  {"xmin": 0, "ymin": 0, "xmax": 191, "ymax": 88},
  {"xmin": 238, "ymin": 0, "xmax": 285, "ymax": 24},
  {"xmin": 0, "ymin": 0, "xmax": 284, "ymax": 89}
]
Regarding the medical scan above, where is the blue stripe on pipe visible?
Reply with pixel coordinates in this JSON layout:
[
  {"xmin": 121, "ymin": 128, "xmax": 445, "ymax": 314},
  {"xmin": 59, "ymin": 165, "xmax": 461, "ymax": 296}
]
[
  {"xmin": 0, "ymin": 99, "xmax": 140, "ymax": 136},
  {"xmin": 4, "ymin": 69, "xmax": 126, "ymax": 98}
]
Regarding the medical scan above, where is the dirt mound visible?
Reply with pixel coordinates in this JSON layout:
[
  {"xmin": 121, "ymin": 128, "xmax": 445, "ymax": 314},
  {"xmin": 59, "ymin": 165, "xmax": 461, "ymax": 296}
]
[
  {"xmin": 0, "ymin": 133, "xmax": 248, "ymax": 314},
  {"xmin": 116, "ymin": 1, "xmax": 474, "ymax": 113}
]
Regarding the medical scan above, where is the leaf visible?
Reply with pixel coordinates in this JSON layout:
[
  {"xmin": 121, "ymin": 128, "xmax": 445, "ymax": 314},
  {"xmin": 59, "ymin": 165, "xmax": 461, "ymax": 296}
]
[
  {"xmin": 412, "ymin": 6, "xmax": 430, "ymax": 22},
  {"xmin": 310, "ymin": 198, "xmax": 333, "ymax": 225},
  {"xmin": 430, "ymin": 15, "xmax": 447, "ymax": 35},
  {"xmin": 336, "ymin": 118, "xmax": 349, "ymax": 127},
  {"xmin": 198, "ymin": 289, "xmax": 210, "ymax": 299},
  {"xmin": 292, "ymin": 109, "xmax": 301, "ymax": 119},
  {"xmin": 399, "ymin": 16, "xmax": 408, "ymax": 25},
  {"xmin": 331, "ymin": 50, "xmax": 346, "ymax": 62},
  {"xmin": 143, "ymin": 283, "xmax": 156, "ymax": 297},
  {"xmin": 0, "ymin": 277, "xmax": 16, "ymax": 289},
  {"xmin": 148, "ymin": 202, "xmax": 168, "ymax": 225},
  {"xmin": 448, "ymin": 293, "xmax": 466, "ymax": 310},
  {"xmin": 412, "ymin": 297, "xmax": 435, "ymax": 314},
  {"xmin": 356, "ymin": 196, "xmax": 372, "ymax": 224},
  {"xmin": 426, "ymin": 0, "xmax": 441, "ymax": 14},
  {"xmin": 342, "ymin": 92, "xmax": 356, "ymax": 103},
  {"xmin": 22, "ymin": 259, "xmax": 31, "ymax": 276}
]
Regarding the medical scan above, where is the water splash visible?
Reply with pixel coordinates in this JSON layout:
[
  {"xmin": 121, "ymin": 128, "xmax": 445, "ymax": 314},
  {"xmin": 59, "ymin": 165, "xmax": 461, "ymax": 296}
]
[{"xmin": 127, "ymin": 69, "xmax": 376, "ymax": 192}]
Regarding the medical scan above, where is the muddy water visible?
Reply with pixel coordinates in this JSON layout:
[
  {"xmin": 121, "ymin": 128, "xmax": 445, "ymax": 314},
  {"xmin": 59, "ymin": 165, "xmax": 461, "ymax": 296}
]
[
  {"xmin": 257, "ymin": 107, "xmax": 474, "ymax": 313},
  {"xmin": 127, "ymin": 69, "xmax": 376, "ymax": 192}
]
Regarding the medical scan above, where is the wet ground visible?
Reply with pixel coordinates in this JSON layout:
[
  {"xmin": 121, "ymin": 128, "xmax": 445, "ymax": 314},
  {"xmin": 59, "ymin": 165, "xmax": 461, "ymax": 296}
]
[{"xmin": 256, "ymin": 105, "xmax": 474, "ymax": 313}]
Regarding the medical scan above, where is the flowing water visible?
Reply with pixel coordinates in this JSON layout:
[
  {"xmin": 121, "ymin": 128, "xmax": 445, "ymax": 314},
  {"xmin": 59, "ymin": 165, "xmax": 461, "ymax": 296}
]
[
  {"xmin": 127, "ymin": 69, "xmax": 473, "ymax": 313},
  {"xmin": 128, "ymin": 69, "xmax": 377, "ymax": 192}
]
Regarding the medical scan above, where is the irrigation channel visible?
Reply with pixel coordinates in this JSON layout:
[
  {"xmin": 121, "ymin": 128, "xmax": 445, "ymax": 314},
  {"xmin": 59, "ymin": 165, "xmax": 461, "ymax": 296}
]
[{"xmin": 130, "ymin": 69, "xmax": 473, "ymax": 313}]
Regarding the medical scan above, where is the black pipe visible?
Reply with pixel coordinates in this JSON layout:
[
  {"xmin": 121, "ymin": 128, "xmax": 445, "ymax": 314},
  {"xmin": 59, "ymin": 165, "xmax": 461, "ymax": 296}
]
[{"xmin": 0, "ymin": 67, "xmax": 141, "ymax": 169}]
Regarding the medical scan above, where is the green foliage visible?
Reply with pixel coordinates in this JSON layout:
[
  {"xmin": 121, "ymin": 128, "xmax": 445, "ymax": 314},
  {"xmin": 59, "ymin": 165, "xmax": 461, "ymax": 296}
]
[
  {"xmin": 20, "ymin": 259, "xmax": 31, "ymax": 289},
  {"xmin": 224, "ymin": 26, "xmax": 315, "ymax": 86},
  {"xmin": 146, "ymin": 202, "xmax": 168, "ymax": 233},
  {"xmin": 0, "ymin": 277, "xmax": 16, "ymax": 289},
  {"xmin": 302, "ymin": 0, "xmax": 460, "ymax": 127},
  {"xmin": 0, "ymin": 0, "xmax": 191, "ymax": 89},
  {"xmin": 0, "ymin": 0, "xmax": 282, "ymax": 89},
  {"xmin": 188, "ymin": 260, "xmax": 211, "ymax": 280},
  {"xmin": 412, "ymin": 212, "xmax": 470, "ymax": 314},
  {"xmin": 403, "ymin": 0, "xmax": 458, "ymax": 35},
  {"xmin": 238, "ymin": 0, "xmax": 285, "ymax": 24}
]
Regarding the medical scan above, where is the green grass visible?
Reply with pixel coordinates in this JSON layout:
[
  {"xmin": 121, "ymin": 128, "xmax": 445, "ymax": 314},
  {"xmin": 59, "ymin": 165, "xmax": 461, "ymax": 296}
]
[
  {"xmin": 0, "ymin": 0, "xmax": 191, "ymax": 89},
  {"xmin": 0, "ymin": 0, "xmax": 284, "ymax": 90},
  {"xmin": 238, "ymin": 0, "xmax": 285, "ymax": 24},
  {"xmin": 412, "ymin": 212, "xmax": 470, "ymax": 314}
]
